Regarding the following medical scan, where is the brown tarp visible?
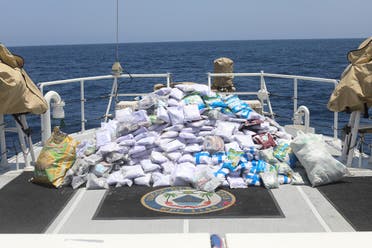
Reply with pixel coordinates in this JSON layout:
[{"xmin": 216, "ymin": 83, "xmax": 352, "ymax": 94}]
[
  {"xmin": 327, "ymin": 37, "xmax": 372, "ymax": 112},
  {"xmin": 0, "ymin": 44, "xmax": 47, "ymax": 115}
]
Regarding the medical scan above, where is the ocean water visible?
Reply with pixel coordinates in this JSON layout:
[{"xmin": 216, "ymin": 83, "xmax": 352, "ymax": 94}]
[{"xmin": 2, "ymin": 39, "xmax": 371, "ymax": 157}]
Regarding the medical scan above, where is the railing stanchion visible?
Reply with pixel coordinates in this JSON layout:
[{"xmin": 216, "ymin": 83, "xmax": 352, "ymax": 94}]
[
  {"xmin": 0, "ymin": 114, "xmax": 8, "ymax": 168},
  {"xmin": 208, "ymin": 73, "xmax": 212, "ymax": 90},
  {"xmin": 294, "ymin": 78, "xmax": 298, "ymax": 123},
  {"xmin": 333, "ymin": 80, "xmax": 339, "ymax": 139},
  {"xmin": 105, "ymin": 77, "xmax": 118, "ymax": 123},
  {"xmin": 80, "ymin": 80, "xmax": 86, "ymax": 132},
  {"xmin": 166, "ymin": 73, "xmax": 171, "ymax": 88}
]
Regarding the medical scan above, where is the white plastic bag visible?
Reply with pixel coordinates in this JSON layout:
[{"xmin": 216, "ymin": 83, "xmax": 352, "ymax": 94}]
[
  {"xmin": 134, "ymin": 173, "xmax": 152, "ymax": 186},
  {"xmin": 178, "ymin": 153, "xmax": 195, "ymax": 164},
  {"xmin": 234, "ymin": 134, "xmax": 255, "ymax": 149},
  {"xmin": 179, "ymin": 132, "xmax": 197, "ymax": 140},
  {"xmin": 115, "ymin": 107, "xmax": 133, "ymax": 122},
  {"xmin": 170, "ymin": 87, "xmax": 185, "ymax": 100},
  {"xmin": 122, "ymin": 165, "xmax": 145, "ymax": 179},
  {"xmin": 95, "ymin": 129, "xmax": 112, "ymax": 148},
  {"xmin": 172, "ymin": 162, "xmax": 196, "ymax": 183},
  {"xmin": 152, "ymin": 172, "xmax": 171, "ymax": 187},
  {"xmin": 227, "ymin": 176, "xmax": 247, "ymax": 189},
  {"xmin": 183, "ymin": 104, "xmax": 201, "ymax": 122},
  {"xmin": 290, "ymin": 131, "xmax": 348, "ymax": 186},
  {"xmin": 168, "ymin": 106, "xmax": 185, "ymax": 125},
  {"xmin": 151, "ymin": 151, "xmax": 169, "ymax": 163},
  {"xmin": 184, "ymin": 144, "xmax": 202, "ymax": 153},
  {"xmin": 212, "ymin": 120, "xmax": 240, "ymax": 140},
  {"xmin": 192, "ymin": 165, "xmax": 223, "ymax": 192},
  {"xmin": 161, "ymin": 161, "xmax": 175, "ymax": 175},
  {"xmin": 86, "ymin": 173, "xmax": 109, "ymax": 190},
  {"xmin": 161, "ymin": 131, "xmax": 179, "ymax": 138},
  {"xmin": 140, "ymin": 159, "xmax": 161, "ymax": 173},
  {"xmin": 160, "ymin": 139, "xmax": 186, "ymax": 153},
  {"xmin": 260, "ymin": 171, "xmax": 279, "ymax": 189},
  {"xmin": 165, "ymin": 151, "xmax": 182, "ymax": 161},
  {"xmin": 157, "ymin": 106, "xmax": 170, "ymax": 123}
]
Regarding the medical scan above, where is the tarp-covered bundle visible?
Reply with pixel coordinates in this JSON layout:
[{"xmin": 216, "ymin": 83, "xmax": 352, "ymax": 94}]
[
  {"xmin": 328, "ymin": 37, "xmax": 372, "ymax": 113},
  {"xmin": 0, "ymin": 44, "xmax": 47, "ymax": 114}
]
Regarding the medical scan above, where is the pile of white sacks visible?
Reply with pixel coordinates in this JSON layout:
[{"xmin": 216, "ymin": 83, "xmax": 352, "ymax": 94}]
[{"xmin": 64, "ymin": 83, "xmax": 305, "ymax": 191}]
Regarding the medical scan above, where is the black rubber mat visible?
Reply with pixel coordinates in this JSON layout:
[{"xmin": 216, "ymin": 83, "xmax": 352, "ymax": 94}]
[
  {"xmin": 0, "ymin": 172, "xmax": 75, "ymax": 233},
  {"xmin": 317, "ymin": 177, "xmax": 372, "ymax": 231},
  {"xmin": 94, "ymin": 186, "xmax": 284, "ymax": 219}
]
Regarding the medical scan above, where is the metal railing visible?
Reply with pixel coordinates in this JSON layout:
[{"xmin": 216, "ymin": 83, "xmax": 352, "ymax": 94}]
[
  {"xmin": 38, "ymin": 73, "xmax": 171, "ymax": 143},
  {"xmin": 208, "ymin": 71, "xmax": 339, "ymax": 139},
  {"xmin": 1, "ymin": 71, "xmax": 341, "ymax": 167},
  {"xmin": 37, "ymin": 71, "xmax": 338, "ymax": 143}
]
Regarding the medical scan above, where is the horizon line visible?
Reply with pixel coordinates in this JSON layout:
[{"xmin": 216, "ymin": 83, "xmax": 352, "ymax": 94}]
[{"xmin": 7, "ymin": 37, "xmax": 365, "ymax": 48}]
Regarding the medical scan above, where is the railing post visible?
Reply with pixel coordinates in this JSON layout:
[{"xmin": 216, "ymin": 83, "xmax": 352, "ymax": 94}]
[
  {"xmin": 166, "ymin": 73, "xmax": 171, "ymax": 88},
  {"xmin": 80, "ymin": 80, "xmax": 86, "ymax": 132},
  {"xmin": 0, "ymin": 114, "xmax": 8, "ymax": 168},
  {"xmin": 293, "ymin": 78, "xmax": 298, "ymax": 122},
  {"xmin": 105, "ymin": 77, "xmax": 118, "ymax": 122},
  {"xmin": 260, "ymin": 71, "xmax": 264, "ymax": 91},
  {"xmin": 333, "ymin": 80, "xmax": 339, "ymax": 139},
  {"xmin": 208, "ymin": 73, "xmax": 212, "ymax": 90}
]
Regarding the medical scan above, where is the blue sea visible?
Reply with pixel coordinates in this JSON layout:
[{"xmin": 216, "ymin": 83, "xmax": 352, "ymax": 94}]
[{"xmin": 2, "ymin": 39, "xmax": 371, "ymax": 157}]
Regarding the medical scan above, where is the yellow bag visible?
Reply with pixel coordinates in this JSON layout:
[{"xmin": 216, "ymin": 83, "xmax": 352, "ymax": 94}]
[{"xmin": 33, "ymin": 127, "xmax": 78, "ymax": 188}]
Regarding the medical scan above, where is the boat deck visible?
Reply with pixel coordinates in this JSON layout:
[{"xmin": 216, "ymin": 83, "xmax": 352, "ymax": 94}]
[
  {"xmin": 1, "ymin": 129, "xmax": 372, "ymax": 248},
  {"xmin": 1, "ymin": 162, "xmax": 371, "ymax": 235}
]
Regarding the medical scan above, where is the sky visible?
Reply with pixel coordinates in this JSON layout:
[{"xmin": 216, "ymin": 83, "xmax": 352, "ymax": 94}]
[{"xmin": 1, "ymin": 0, "xmax": 371, "ymax": 47}]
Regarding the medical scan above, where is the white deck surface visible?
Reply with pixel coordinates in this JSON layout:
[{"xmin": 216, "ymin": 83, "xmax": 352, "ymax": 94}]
[
  {"xmin": 0, "ymin": 233, "xmax": 211, "ymax": 248},
  {"xmin": 226, "ymin": 232, "xmax": 372, "ymax": 248},
  {"xmin": 1, "ymin": 130, "xmax": 371, "ymax": 237}
]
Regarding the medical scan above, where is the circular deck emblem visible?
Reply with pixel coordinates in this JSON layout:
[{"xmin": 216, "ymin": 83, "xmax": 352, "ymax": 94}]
[{"xmin": 141, "ymin": 187, "xmax": 235, "ymax": 214}]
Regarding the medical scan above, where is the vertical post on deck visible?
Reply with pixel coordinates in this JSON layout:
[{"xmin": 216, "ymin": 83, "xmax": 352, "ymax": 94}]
[
  {"xmin": 0, "ymin": 114, "xmax": 8, "ymax": 168},
  {"xmin": 80, "ymin": 80, "xmax": 86, "ymax": 132},
  {"xmin": 293, "ymin": 78, "xmax": 298, "ymax": 122}
]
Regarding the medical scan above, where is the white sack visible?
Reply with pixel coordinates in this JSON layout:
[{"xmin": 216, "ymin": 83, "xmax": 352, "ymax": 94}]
[
  {"xmin": 184, "ymin": 144, "xmax": 202, "ymax": 153},
  {"xmin": 96, "ymin": 129, "xmax": 112, "ymax": 148},
  {"xmin": 179, "ymin": 132, "xmax": 197, "ymax": 140},
  {"xmin": 151, "ymin": 151, "xmax": 169, "ymax": 164},
  {"xmin": 164, "ymin": 124, "xmax": 184, "ymax": 132},
  {"xmin": 161, "ymin": 161, "xmax": 175, "ymax": 175},
  {"xmin": 227, "ymin": 176, "xmax": 247, "ymax": 189},
  {"xmin": 134, "ymin": 173, "xmax": 152, "ymax": 186},
  {"xmin": 115, "ymin": 107, "xmax": 133, "ymax": 123},
  {"xmin": 170, "ymin": 87, "xmax": 185, "ymax": 100},
  {"xmin": 161, "ymin": 131, "xmax": 179, "ymax": 139},
  {"xmin": 157, "ymin": 106, "xmax": 170, "ymax": 123},
  {"xmin": 166, "ymin": 151, "xmax": 182, "ymax": 161},
  {"xmin": 168, "ymin": 106, "xmax": 185, "ymax": 125},
  {"xmin": 183, "ymin": 104, "xmax": 201, "ymax": 122},
  {"xmin": 178, "ymin": 153, "xmax": 195, "ymax": 164},
  {"xmin": 86, "ymin": 173, "xmax": 109, "ymax": 190},
  {"xmin": 161, "ymin": 139, "xmax": 186, "ymax": 153},
  {"xmin": 172, "ymin": 162, "xmax": 196, "ymax": 183},
  {"xmin": 140, "ymin": 159, "xmax": 161, "ymax": 173},
  {"xmin": 122, "ymin": 165, "xmax": 145, "ymax": 179},
  {"xmin": 152, "ymin": 172, "xmax": 171, "ymax": 187},
  {"xmin": 290, "ymin": 132, "xmax": 348, "ymax": 187}
]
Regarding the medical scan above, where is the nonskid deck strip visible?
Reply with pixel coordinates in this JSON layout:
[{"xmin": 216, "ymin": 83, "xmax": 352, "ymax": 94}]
[
  {"xmin": 48, "ymin": 188, "xmax": 87, "ymax": 234},
  {"xmin": 296, "ymin": 186, "xmax": 331, "ymax": 232}
]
